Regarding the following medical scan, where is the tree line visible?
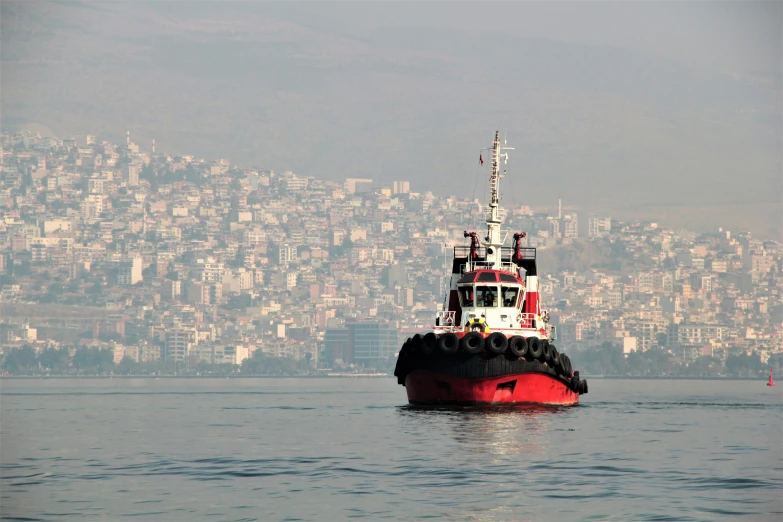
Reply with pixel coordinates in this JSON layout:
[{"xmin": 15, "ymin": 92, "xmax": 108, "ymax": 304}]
[
  {"xmin": 0, "ymin": 346, "xmax": 313, "ymax": 377},
  {"xmin": 2, "ymin": 343, "xmax": 779, "ymax": 378},
  {"xmin": 568, "ymin": 342, "xmax": 780, "ymax": 378}
]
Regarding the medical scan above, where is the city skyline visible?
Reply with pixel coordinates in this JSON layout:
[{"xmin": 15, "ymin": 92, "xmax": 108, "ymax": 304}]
[
  {"xmin": 1, "ymin": 128, "xmax": 780, "ymax": 376},
  {"xmin": 11, "ymin": 125, "xmax": 781, "ymax": 241}
]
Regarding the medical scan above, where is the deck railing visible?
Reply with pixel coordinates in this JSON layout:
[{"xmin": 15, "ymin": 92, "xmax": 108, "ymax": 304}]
[
  {"xmin": 453, "ymin": 246, "xmax": 536, "ymax": 261},
  {"xmin": 454, "ymin": 246, "xmax": 536, "ymax": 275},
  {"xmin": 435, "ymin": 310, "xmax": 456, "ymax": 327},
  {"xmin": 432, "ymin": 311, "xmax": 555, "ymax": 336}
]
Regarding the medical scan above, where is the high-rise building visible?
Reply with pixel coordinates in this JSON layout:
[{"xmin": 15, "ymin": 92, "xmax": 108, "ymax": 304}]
[
  {"xmin": 323, "ymin": 321, "xmax": 398, "ymax": 367},
  {"xmin": 285, "ymin": 174, "xmax": 309, "ymax": 192},
  {"xmin": 117, "ymin": 256, "xmax": 143, "ymax": 286},
  {"xmin": 161, "ymin": 279, "xmax": 181, "ymax": 300},
  {"xmin": 344, "ymin": 178, "xmax": 373, "ymax": 194},
  {"xmin": 192, "ymin": 257, "xmax": 225, "ymax": 282},
  {"xmin": 395, "ymin": 286, "xmax": 414, "ymax": 307},
  {"xmin": 164, "ymin": 328, "xmax": 197, "ymax": 361},
  {"xmin": 271, "ymin": 244, "xmax": 298, "ymax": 265},
  {"xmin": 347, "ymin": 321, "xmax": 397, "ymax": 366},
  {"xmin": 392, "ymin": 180, "xmax": 410, "ymax": 194},
  {"xmin": 324, "ymin": 328, "xmax": 351, "ymax": 365},
  {"xmin": 563, "ymin": 214, "xmax": 579, "ymax": 238},
  {"xmin": 242, "ymin": 228, "xmax": 266, "ymax": 246},
  {"xmin": 667, "ymin": 323, "xmax": 728, "ymax": 347},
  {"xmin": 588, "ymin": 216, "xmax": 612, "ymax": 238},
  {"xmin": 549, "ymin": 218, "xmax": 561, "ymax": 239},
  {"xmin": 87, "ymin": 177, "xmax": 106, "ymax": 194},
  {"xmin": 185, "ymin": 281, "xmax": 222, "ymax": 305},
  {"xmin": 124, "ymin": 163, "xmax": 139, "ymax": 186},
  {"xmin": 81, "ymin": 194, "xmax": 105, "ymax": 220}
]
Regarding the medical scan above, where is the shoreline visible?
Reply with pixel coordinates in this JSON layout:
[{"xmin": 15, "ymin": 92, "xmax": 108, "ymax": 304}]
[{"xmin": 0, "ymin": 374, "xmax": 771, "ymax": 381}]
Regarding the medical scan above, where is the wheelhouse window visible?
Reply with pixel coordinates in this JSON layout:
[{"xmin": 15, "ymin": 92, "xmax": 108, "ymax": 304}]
[
  {"xmin": 501, "ymin": 286, "xmax": 520, "ymax": 307},
  {"xmin": 476, "ymin": 285, "xmax": 499, "ymax": 307},
  {"xmin": 477, "ymin": 271, "xmax": 498, "ymax": 282},
  {"xmin": 458, "ymin": 286, "xmax": 474, "ymax": 307}
]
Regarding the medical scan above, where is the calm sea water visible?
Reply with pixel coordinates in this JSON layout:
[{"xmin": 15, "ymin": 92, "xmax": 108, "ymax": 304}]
[{"xmin": 1, "ymin": 378, "xmax": 781, "ymax": 521}]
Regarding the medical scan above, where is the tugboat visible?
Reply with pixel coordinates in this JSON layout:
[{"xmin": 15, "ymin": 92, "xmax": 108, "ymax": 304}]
[{"xmin": 394, "ymin": 131, "xmax": 587, "ymax": 406}]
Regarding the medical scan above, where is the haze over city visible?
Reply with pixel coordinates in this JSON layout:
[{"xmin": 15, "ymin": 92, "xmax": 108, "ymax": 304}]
[
  {"xmin": 2, "ymin": 3, "xmax": 783, "ymax": 521},
  {"xmin": 2, "ymin": 0, "xmax": 781, "ymax": 238}
]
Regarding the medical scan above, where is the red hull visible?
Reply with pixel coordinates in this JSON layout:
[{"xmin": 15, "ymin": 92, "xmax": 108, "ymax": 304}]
[{"xmin": 405, "ymin": 370, "xmax": 579, "ymax": 406}]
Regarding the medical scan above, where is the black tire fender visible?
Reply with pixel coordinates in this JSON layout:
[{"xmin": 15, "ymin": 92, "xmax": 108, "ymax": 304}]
[
  {"xmin": 528, "ymin": 337, "xmax": 543, "ymax": 359},
  {"xmin": 485, "ymin": 332, "xmax": 508, "ymax": 355},
  {"xmin": 508, "ymin": 336, "xmax": 527, "ymax": 358},
  {"xmin": 460, "ymin": 332, "xmax": 484, "ymax": 355},
  {"xmin": 421, "ymin": 332, "xmax": 437, "ymax": 355},
  {"xmin": 571, "ymin": 370, "xmax": 581, "ymax": 392},
  {"xmin": 438, "ymin": 333, "xmax": 459, "ymax": 355},
  {"xmin": 550, "ymin": 344, "xmax": 562, "ymax": 372},
  {"xmin": 542, "ymin": 340, "xmax": 553, "ymax": 364},
  {"xmin": 561, "ymin": 354, "xmax": 573, "ymax": 377},
  {"xmin": 409, "ymin": 334, "xmax": 422, "ymax": 355}
]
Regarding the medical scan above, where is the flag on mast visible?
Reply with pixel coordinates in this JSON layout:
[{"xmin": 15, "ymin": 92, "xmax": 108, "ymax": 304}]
[{"xmin": 479, "ymin": 154, "xmax": 483, "ymax": 166}]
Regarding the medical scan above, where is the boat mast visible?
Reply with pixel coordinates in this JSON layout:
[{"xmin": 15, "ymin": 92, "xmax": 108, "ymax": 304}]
[{"xmin": 485, "ymin": 131, "xmax": 512, "ymax": 268}]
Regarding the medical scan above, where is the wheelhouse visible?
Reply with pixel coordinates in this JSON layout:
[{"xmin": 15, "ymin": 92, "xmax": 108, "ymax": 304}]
[{"xmin": 456, "ymin": 269, "xmax": 525, "ymax": 328}]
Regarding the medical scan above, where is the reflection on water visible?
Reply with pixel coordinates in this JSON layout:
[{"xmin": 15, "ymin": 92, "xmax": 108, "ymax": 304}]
[
  {"xmin": 398, "ymin": 404, "xmax": 571, "ymax": 417},
  {"xmin": 397, "ymin": 405, "xmax": 574, "ymax": 458}
]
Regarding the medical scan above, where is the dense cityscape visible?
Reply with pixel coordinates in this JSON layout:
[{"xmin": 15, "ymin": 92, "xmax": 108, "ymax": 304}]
[{"xmin": 1, "ymin": 129, "xmax": 781, "ymax": 377}]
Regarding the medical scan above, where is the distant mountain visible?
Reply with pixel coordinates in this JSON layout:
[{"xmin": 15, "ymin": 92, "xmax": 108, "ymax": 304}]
[{"xmin": 2, "ymin": 1, "xmax": 780, "ymax": 238}]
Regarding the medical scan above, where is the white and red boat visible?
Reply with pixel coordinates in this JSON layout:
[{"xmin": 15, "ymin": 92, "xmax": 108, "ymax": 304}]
[{"xmin": 394, "ymin": 131, "xmax": 587, "ymax": 406}]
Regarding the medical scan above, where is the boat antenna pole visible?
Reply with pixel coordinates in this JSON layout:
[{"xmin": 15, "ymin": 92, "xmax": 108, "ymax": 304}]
[
  {"xmin": 484, "ymin": 131, "xmax": 513, "ymax": 267},
  {"xmin": 442, "ymin": 241, "xmax": 449, "ymax": 306}
]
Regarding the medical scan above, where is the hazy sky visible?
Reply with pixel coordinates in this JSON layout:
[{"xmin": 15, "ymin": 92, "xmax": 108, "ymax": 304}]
[
  {"xmin": 259, "ymin": 1, "xmax": 782, "ymax": 78},
  {"xmin": 2, "ymin": 1, "xmax": 781, "ymax": 237}
]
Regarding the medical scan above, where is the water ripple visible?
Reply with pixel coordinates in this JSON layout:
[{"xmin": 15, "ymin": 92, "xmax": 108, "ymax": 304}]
[{"xmin": 2, "ymin": 379, "xmax": 781, "ymax": 521}]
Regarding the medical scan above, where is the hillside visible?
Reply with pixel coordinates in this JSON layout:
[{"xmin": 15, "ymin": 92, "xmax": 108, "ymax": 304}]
[{"xmin": 2, "ymin": 1, "xmax": 780, "ymax": 238}]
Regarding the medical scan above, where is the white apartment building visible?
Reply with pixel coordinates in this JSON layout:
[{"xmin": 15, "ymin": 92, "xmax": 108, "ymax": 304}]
[{"xmin": 117, "ymin": 256, "xmax": 143, "ymax": 286}]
